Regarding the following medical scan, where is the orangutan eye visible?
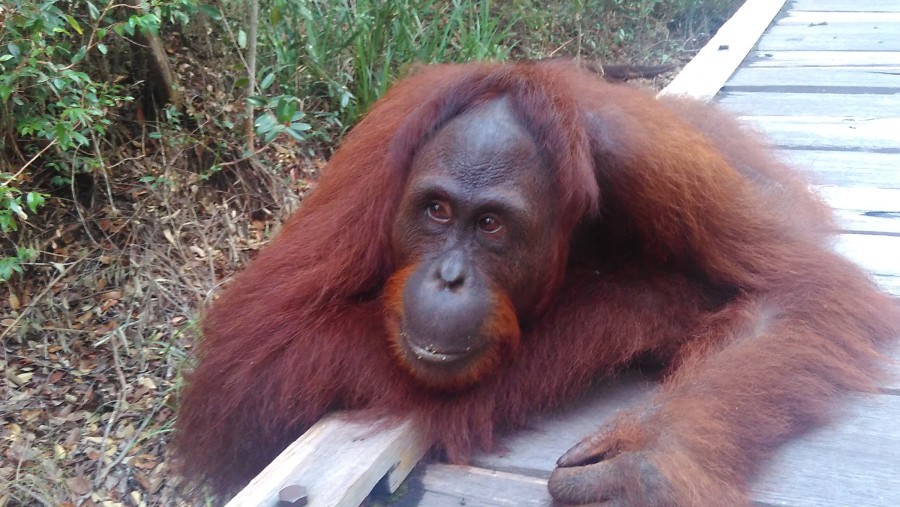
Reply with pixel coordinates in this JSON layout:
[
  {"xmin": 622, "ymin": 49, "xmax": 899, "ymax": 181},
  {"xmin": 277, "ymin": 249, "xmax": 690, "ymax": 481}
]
[
  {"xmin": 426, "ymin": 200, "xmax": 452, "ymax": 222},
  {"xmin": 478, "ymin": 214, "xmax": 503, "ymax": 234}
]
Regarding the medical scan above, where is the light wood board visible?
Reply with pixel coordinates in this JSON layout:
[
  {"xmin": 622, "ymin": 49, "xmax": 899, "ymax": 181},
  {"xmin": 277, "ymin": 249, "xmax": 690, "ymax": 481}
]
[{"xmin": 660, "ymin": 0, "xmax": 786, "ymax": 100}]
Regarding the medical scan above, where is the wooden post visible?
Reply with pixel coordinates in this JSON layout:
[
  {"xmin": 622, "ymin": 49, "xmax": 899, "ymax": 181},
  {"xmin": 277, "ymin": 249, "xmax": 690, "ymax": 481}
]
[{"xmin": 225, "ymin": 414, "xmax": 430, "ymax": 507}]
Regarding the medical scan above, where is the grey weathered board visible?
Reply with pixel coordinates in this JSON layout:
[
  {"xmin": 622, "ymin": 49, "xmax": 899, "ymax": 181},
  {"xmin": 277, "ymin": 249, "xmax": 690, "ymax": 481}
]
[
  {"xmin": 758, "ymin": 19, "xmax": 900, "ymax": 52},
  {"xmin": 821, "ymin": 187, "xmax": 900, "ymax": 235},
  {"xmin": 747, "ymin": 50, "xmax": 900, "ymax": 67},
  {"xmin": 741, "ymin": 116, "xmax": 900, "ymax": 151},
  {"xmin": 725, "ymin": 67, "xmax": 900, "ymax": 90},
  {"xmin": 791, "ymin": 0, "xmax": 900, "ymax": 13},
  {"xmin": 776, "ymin": 150, "xmax": 900, "ymax": 189},
  {"xmin": 719, "ymin": 92, "xmax": 899, "ymax": 118},
  {"xmin": 416, "ymin": 394, "xmax": 900, "ymax": 507}
]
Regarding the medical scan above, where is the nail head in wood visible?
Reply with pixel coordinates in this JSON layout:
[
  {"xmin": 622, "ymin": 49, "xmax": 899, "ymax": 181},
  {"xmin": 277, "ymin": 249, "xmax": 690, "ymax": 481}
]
[{"xmin": 277, "ymin": 485, "xmax": 307, "ymax": 506}]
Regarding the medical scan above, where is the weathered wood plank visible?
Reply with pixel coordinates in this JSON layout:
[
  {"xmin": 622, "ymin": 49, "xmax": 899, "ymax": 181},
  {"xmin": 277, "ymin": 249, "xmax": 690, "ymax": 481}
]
[
  {"xmin": 834, "ymin": 233, "xmax": 900, "ymax": 282},
  {"xmin": 816, "ymin": 187, "xmax": 900, "ymax": 235},
  {"xmin": 471, "ymin": 373, "xmax": 656, "ymax": 475},
  {"xmin": 751, "ymin": 394, "xmax": 900, "ymax": 507},
  {"xmin": 719, "ymin": 92, "xmax": 899, "ymax": 118},
  {"xmin": 776, "ymin": 150, "xmax": 900, "ymax": 189},
  {"xmin": 779, "ymin": 11, "xmax": 900, "ymax": 24},
  {"xmin": 417, "ymin": 465, "xmax": 550, "ymax": 507},
  {"xmin": 226, "ymin": 415, "xmax": 429, "ymax": 507},
  {"xmin": 747, "ymin": 50, "xmax": 900, "ymax": 67},
  {"xmin": 758, "ymin": 31, "xmax": 900, "ymax": 52},
  {"xmin": 471, "ymin": 342, "xmax": 900, "ymax": 480},
  {"xmin": 791, "ymin": 0, "xmax": 900, "ymax": 13},
  {"xmin": 725, "ymin": 67, "xmax": 900, "ymax": 90},
  {"xmin": 778, "ymin": 9, "xmax": 900, "ymax": 25},
  {"xmin": 418, "ymin": 394, "xmax": 900, "ymax": 507},
  {"xmin": 741, "ymin": 116, "xmax": 900, "ymax": 150},
  {"xmin": 660, "ymin": 0, "xmax": 786, "ymax": 100},
  {"xmin": 768, "ymin": 22, "xmax": 900, "ymax": 37}
]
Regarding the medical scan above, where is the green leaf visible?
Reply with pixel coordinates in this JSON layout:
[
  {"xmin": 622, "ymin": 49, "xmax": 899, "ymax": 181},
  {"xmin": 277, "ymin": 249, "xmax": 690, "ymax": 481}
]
[
  {"xmin": 26, "ymin": 192, "xmax": 45, "ymax": 213},
  {"xmin": 259, "ymin": 73, "xmax": 276, "ymax": 90},
  {"xmin": 8, "ymin": 43, "xmax": 20, "ymax": 58},
  {"xmin": 275, "ymin": 98, "xmax": 297, "ymax": 123},
  {"xmin": 71, "ymin": 46, "xmax": 86, "ymax": 64},
  {"xmin": 286, "ymin": 124, "xmax": 309, "ymax": 142},
  {"xmin": 246, "ymin": 95, "xmax": 267, "ymax": 107},
  {"xmin": 264, "ymin": 124, "xmax": 285, "ymax": 143},
  {"xmin": 254, "ymin": 113, "xmax": 277, "ymax": 134},
  {"xmin": 270, "ymin": 6, "xmax": 282, "ymax": 25},
  {"xmin": 97, "ymin": 43, "xmax": 108, "ymax": 55},
  {"xmin": 87, "ymin": 2, "xmax": 101, "ymax": 20},
  {"xmin": 238, "ymin": 30, "xmax": 247, "ymax": 49},
  {"xmin": 234, "ymin": 77, "xmax": 249, "ymax": 89},
  {"xmin": 66, "ymin": 15, "xmax": 84, "ymax": 35},
  {"xmin": 199, "ymin": 4, "xmax": 222, "ymax": 20}
]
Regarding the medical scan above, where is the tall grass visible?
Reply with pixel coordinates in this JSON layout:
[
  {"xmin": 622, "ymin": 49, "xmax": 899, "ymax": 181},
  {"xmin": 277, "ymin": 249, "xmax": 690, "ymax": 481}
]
[{"xmin": 258, "ymin": 0, "xmax": 511, "ymax": 130}]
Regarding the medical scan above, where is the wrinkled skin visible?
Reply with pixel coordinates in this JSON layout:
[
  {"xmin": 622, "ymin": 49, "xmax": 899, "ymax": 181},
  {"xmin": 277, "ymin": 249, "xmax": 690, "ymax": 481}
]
[{"xmin": 386, "ymin": 98, "xmax": 561, "ymax": 390}]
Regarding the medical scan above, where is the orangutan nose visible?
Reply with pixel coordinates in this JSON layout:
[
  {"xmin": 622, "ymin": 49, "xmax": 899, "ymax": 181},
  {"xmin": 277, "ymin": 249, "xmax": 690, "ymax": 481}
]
[{"xmin": 436, "ymin": 250, "xmax": 467, "ymax": 290}]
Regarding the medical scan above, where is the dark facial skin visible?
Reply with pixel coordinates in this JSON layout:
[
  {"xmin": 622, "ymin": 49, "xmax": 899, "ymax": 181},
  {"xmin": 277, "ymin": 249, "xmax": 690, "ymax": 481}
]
[{"xmin": 390, "ymin": 97, "xmax": 560, "ymax": 384}]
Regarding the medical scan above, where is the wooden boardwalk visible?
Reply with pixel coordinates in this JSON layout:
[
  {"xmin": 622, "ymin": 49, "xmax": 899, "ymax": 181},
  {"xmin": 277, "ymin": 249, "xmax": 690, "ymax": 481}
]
[{"xmin": 407, "ymin": 1, "xmax": 900, "ymax": 505}]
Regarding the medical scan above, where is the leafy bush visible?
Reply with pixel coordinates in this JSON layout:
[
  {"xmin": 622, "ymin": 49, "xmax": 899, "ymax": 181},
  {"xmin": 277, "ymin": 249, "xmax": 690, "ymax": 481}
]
[
  {"xmin": 243, "ymin": 0, "xmax": 512, "ymax": 136},
  {"xmin": 0, "ymin": 0, "xmax": 196, "ymax": 281}
]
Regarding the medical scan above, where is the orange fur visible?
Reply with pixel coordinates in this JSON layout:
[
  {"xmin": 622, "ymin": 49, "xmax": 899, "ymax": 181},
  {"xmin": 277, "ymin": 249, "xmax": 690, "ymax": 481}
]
[{"xmin": 173, "ymin": 61, "xmax": 899, "ymax": 503}]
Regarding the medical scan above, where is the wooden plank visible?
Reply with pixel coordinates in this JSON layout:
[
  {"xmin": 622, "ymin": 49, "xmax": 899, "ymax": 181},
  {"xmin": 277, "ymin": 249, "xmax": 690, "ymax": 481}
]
[
  {"xmin": 725, "ymin": 67, "xmax": 900, "ymax": 90},
  {"xmin": 417, "ymin": 465, "xmax": 550, "ymax": 507},
  {"xmin": 816, "ymin": 187, "xmax": 900, "ymax": 235},
  {"xmin": 757, "ymin": 33, "xmax": 900, "ymax": 52},
  {"xmin": 872, "ymin": 274, "xmax": 900, "ymax": 297},
  {"xmin": 747, "ymin": 50, "xmax": 900, "ymax": 67},
  {"xmin": 719, "ymin": 92, "xmax": 899, "ymax": 118},
  {"xmin": 660, "ymin": 0, "xmax": 787, "ymax": 100},
  {"xmin": 791, "ymin": 0, "xmax": 900, "ymax": 13},
  {"xmin": 418, "ymin": 394, "xmax": 900, "ymax": 507},
  {"xmin": 751, "ymin": 394, "xmax": 900, "ymax": 507},
  {"xmin": 776, "ymin": 150, "xmax": 900, "ymax": 189},
  {"xmin": 768, "ymin": 22, "xmax": 900, "ymax": 37},
  {"xmin": 834, "ymin": 233, "xmax": 900, "ymax": 281},
  {"xmin": 471, "ymin": 373, "xmax": 656, "ymax": 475},
  {"xmin": 226, "ymin": 415, "xmax": 429, "ymax": 507},
  {"xmin": 740, "ymin": 116, "xmax": 900, "ymax": 151},
  {"xmin": 779, "ymin": 11, "xmax": 900, "ymax": 24}
]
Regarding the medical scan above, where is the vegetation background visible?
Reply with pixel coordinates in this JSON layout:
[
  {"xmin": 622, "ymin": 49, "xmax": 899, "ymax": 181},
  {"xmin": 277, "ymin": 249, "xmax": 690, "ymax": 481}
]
[{"xmin": 1, "ymin": 0, "xmax": 738, "ymax": 505}]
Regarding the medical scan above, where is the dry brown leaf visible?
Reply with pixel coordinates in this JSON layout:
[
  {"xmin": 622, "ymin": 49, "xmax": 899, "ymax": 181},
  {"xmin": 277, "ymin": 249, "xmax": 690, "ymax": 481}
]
[
  {"xmin": 100, "ymin": 299, "xmax": 118, "ymax": 313},
  {"xmin": 115, "ymin": 422, "xmax": 135, "ymax": 439},
  {"xmin": 8, "ymin": 293, "xmax": 20, "ymax": 310},
  {"xmin": 48, "ymin": 371, "xmax": 65, "ymax": 384},
  {"xmin": 66, "ymin": 475, "xmax": 92, "ymax": 496},
  {"xmin": 101, "ymin": 290, "xmax": 123, "ymax": 301},
  {"xmin": 163, "ymin": 229, "xmax": 177, "ymax": 246}
]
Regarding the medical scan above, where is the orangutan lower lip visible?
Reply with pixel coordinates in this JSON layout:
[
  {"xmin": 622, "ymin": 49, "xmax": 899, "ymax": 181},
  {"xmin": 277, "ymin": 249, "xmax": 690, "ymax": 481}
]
[{"xmin": 403, "ymin": 334, "xmax": 470, "ymax": 363}]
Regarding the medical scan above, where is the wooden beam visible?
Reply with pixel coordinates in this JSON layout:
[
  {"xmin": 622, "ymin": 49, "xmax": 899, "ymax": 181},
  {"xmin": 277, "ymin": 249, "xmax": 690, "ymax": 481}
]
[
  {"xmin": 660, "ymin": 0, "xmax": 787, "ymax": 100},
  {"xmin": 225, "ymin": 414, "xmax": 429, "ymax": 507}
]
